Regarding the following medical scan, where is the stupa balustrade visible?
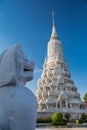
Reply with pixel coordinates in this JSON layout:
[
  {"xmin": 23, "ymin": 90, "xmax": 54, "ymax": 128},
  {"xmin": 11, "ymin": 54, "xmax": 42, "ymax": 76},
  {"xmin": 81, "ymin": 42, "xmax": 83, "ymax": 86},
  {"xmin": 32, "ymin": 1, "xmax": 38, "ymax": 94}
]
[{"xmin": 38, "ymin": 100, "xmax": 85, "ymax": 112}]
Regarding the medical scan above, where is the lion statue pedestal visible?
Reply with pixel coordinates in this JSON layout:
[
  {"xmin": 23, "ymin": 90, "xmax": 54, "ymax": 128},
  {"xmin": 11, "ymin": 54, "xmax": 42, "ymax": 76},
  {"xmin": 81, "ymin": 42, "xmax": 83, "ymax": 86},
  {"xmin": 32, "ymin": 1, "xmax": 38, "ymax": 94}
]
[{"xmin": 0, "ymin": 44, "xmax": 37, "ymax": 130}]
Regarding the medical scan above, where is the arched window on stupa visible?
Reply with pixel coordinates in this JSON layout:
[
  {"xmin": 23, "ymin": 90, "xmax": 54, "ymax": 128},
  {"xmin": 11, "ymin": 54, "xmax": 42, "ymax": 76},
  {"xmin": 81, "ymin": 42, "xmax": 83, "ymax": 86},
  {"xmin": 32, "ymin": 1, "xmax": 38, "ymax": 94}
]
[{"xmin": 62, "ymin": 100, "xmax": 66, "ymax": 107}]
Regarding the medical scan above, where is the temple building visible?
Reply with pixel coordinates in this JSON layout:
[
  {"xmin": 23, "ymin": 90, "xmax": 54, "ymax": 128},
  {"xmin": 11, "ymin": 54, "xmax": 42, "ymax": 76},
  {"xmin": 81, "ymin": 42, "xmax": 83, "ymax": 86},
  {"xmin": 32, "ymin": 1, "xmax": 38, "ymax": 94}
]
[{"xmin": 36, "ymin": 12, "xmax": 87, "ymax": 119}]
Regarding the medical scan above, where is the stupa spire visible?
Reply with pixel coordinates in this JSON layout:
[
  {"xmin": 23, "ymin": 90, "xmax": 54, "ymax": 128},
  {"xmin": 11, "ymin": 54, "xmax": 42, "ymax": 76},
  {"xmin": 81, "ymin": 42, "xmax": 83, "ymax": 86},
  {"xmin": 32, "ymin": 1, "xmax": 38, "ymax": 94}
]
[
  {"xmin": 52, "ymin": 10, "xmax": 55, "ymax": 26},
  {"xmin": 51, "ymin": 10, "xmax": 58, "ymax": 39},
  {"xmin": 36, "ymin": 10, "xmax": 87, "ymax": 120}
]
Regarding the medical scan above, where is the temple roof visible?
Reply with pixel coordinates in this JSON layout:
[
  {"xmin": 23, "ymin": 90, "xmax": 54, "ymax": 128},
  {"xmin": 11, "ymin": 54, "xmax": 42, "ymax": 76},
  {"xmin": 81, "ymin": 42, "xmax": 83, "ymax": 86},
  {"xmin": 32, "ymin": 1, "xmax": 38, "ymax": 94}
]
[
  {"xmin": 59, "ymin": 91, "xmax": 68, "ymax": 99},
  {"xmin": 46, "ymin": 98, "xmax": 58, "ymax": 104},
  {"xmin": 69, "ymin": 99, "xmax": 83, "ymax": 104}
]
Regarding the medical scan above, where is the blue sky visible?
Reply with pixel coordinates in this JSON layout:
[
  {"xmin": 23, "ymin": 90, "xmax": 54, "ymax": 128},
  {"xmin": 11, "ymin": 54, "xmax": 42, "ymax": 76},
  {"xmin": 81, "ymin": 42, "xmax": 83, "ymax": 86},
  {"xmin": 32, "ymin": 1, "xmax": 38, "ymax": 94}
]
[{"xmin": 0, "ymin": 0, "xmax": 87, "ymax": 99}]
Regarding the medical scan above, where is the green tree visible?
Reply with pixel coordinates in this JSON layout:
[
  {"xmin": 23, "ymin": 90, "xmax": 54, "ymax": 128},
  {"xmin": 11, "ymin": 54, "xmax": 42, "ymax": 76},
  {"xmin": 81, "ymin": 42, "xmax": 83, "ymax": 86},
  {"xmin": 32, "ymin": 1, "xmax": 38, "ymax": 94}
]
[
  {"xmin": 64, "ymin": 112, "xmax": 70, "ymax": 122},
  {"xmin": 83, "ymin": 92, "xmax": 87, "ymax": 101},
  {"xmin": 52, "ymin": 112, "xmax": 63, "ymax": 123},
  {"xmin": 80, "ymin": 114, "xmax": 87, "ymax": 122},
  {"xmin": 76, "ymin": 119, "xmax": 79, "ymax": 124}
]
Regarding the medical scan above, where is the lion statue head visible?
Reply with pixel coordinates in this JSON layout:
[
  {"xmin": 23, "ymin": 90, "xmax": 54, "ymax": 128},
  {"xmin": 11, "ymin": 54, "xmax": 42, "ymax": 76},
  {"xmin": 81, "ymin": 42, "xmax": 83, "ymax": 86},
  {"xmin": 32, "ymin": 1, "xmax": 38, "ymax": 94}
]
[{"xmin": 0, "ymin": 44, "xmax": 35, "ymax": 87}]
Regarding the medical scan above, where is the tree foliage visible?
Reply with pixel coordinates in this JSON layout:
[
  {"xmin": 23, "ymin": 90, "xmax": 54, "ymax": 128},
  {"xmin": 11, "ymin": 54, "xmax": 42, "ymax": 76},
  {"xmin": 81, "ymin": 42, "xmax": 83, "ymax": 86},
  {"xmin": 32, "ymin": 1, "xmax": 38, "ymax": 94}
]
[
  {"xmin": 83, "ymin": 92, "xmax": 87, "ymax": 101},
  {"xmin": 80, "ymin": 114, "xmax": 87, "ymax": 122},
  {"xmin": 64, "ymin": 112, "xmax": 70, "ymax": 122},
  {"xmin": 36, "ymin": 117, "xmax": 52, "ymax": 123},
  {"xmin": 52, "ymin": 112, "xmax": 63, "ymax": 123}
]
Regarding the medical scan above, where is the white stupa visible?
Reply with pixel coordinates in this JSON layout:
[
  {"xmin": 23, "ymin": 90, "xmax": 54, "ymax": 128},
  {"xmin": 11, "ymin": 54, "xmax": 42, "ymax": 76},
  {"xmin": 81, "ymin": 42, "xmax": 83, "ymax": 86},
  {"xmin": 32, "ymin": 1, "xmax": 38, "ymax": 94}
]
[{"xmin": 36, "ymin": 11, "xmax": 87, "ymax": 119}]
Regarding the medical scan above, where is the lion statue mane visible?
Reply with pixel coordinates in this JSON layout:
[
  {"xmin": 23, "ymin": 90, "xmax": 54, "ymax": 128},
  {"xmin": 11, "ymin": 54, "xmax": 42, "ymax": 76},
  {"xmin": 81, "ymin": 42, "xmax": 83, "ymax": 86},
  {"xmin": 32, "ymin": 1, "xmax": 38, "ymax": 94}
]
[{"xmin": 0, "ymin": 44, "xmax": 37, "ymax": 130}]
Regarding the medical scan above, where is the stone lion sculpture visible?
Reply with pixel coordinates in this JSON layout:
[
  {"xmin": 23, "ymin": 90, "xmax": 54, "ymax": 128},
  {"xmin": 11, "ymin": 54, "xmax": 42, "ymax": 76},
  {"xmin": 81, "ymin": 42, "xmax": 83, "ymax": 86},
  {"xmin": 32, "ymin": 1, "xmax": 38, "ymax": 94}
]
[{"xmin": 0, "ymin": 44, "xmax": 37, "ymax": 130}]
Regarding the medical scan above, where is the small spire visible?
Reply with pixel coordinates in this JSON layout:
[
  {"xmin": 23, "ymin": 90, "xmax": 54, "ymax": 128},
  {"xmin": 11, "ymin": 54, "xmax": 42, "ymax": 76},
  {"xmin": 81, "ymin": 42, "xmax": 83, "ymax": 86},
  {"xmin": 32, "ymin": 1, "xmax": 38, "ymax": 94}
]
[{"xmin": 51, "ymin": 10, "xmax": 58, "ymax": 39}]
